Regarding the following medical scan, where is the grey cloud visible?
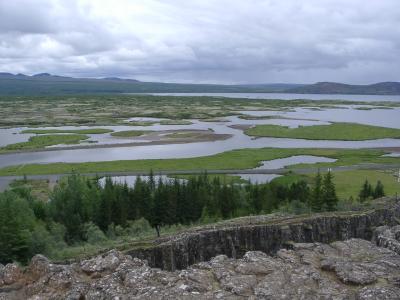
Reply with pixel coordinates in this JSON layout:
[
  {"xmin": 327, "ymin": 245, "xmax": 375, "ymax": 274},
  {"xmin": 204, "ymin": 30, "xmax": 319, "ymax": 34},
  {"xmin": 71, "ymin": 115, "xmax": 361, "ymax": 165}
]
[{"xmin": 0, "ymin": 0, "xmax": 399, "ymax": 83}]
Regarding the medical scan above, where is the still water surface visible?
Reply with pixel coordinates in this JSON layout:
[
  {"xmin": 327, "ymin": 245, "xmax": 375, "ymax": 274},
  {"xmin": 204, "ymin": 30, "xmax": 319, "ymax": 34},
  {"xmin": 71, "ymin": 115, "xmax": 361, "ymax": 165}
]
[{"xmin": 0, "ymin": 106, "xmax": 399, "ymax": 168}]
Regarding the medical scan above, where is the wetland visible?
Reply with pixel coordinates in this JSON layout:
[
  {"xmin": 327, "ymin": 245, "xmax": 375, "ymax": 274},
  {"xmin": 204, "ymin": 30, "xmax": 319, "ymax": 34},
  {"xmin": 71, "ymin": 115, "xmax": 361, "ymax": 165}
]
[{"xmin": 0, "ymin": 94, "xmax": 399, "ymax": 199}]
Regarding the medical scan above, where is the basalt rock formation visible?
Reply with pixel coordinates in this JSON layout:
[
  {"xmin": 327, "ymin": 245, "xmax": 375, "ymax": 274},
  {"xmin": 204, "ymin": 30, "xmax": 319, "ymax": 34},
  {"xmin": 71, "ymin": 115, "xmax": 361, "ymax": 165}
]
[
  {"xmin": 1, "ymin": 234, "xmax": 400, "ymax": 299},
  {"xmin": 1, "ymin": 199, "xmax": 400, "ymax": 299},
  {"xmin": 128, "ymin": 198, "xmax": 400, "ymax": 271}
]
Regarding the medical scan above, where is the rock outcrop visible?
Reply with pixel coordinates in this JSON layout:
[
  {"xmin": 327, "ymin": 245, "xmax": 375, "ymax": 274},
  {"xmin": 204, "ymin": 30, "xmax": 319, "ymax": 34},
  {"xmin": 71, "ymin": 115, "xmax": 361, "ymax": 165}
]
[
  {"xmin": 129, "ymin": 199, "xmax": 400, "ymax": 270},
  {"xmin": 1, "ymin": 236, "xmax": 400, "ymax": 299}
]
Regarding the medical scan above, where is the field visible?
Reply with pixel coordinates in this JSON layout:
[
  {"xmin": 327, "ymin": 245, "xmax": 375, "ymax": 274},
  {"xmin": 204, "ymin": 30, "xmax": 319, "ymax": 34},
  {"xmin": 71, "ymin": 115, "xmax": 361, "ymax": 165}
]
[
  {"xmin": 21, "ymin": 128, "xmax": 113, "ymax": 134},
  {"xmin": 159, "ymin": 120, "xmax": 193, "ymax": 125},
  {"xmin": 110, "ymin": 130, "xmax": 148, "ymax": 137},
  {"xmin": 273, "ymin": 169, "xmax": 400, "ymax": 200},
  {"xmin": 245, "ymin": 123, "xmax": 400, "ymax": 140},
  {"xmin": 0, "ymin": 134, "xmax": 89, "ymax": 153},
  {"xmin": 0, "ymin": 147, "xmax": 398, "ymax": 176}
]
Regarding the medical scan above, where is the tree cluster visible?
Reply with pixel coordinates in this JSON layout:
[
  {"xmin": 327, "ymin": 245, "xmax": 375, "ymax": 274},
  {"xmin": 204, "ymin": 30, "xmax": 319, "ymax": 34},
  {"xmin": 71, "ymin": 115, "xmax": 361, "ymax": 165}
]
[
  {"xmin": 309, "ymin": 171, "xmax": 339, "ymax": 212},
  {"xmin": 0, "ymin": 171, "xmax": 339, "ymax": 264},
  {"xmin": 358, "ymin": 179, "xmax": 385, "ymax": 202}
]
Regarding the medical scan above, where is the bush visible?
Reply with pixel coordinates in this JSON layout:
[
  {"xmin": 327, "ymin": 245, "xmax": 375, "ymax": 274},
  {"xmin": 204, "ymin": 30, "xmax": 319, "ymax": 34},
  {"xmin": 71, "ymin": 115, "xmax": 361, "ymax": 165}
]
[
  {"xmin": 83, "ymin": 222, "xmax": 108, "ymax": 244},
  {"xmin": 125, "ymin": 218, "xmax": 152, "ymax": 236},
  {"xmin": 29, "ymin": 223, "xmax": 54, "ymax": 257},
  {"xmin": 277, "ymin": 199, "xmax": 310, "ymax": 215}
]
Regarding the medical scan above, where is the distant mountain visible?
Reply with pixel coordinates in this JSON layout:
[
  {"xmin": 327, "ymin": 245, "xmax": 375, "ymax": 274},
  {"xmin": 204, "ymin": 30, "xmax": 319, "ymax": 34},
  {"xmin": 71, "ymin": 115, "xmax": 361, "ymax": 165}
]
[
  {"xmin": 287, "ymin": 81, "xmax": 400, "ymax": 95},
  {"xmin": 0, "ymin": 73, "xmax": 301, "ymax": 95},
  {"xmin": 0, "ymin": 73, "xmax": 399, "ymax": 95}
]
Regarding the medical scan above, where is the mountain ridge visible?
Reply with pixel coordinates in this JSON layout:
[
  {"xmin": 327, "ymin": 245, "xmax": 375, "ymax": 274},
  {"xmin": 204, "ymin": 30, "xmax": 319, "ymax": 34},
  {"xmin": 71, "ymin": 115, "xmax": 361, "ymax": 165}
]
[
  {"xmin": 0, "ymin": 72, "xmax": 399, "ymax": 95},
  {"xmin": 287, "ymin": 81, "xmax": 400, "ymax": 95}
]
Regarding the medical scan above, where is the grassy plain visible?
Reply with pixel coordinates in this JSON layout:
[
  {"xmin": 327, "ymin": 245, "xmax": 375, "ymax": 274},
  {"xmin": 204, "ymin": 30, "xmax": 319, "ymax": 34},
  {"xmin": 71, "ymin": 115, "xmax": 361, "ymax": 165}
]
[
  {"xmin": 0, "ymin": 134, "xmax": 89, "ymax": 153},
  {"xmin": 273, "ymin": 169, "xmax": 400, "ymax": 200},
  {"xmin": 245, "ymin": 123, "xmax": 400, "ymax": 140},
  {"xmin": 159, "ymin": 120, "xmax": 193, "ymax": 125},
  {"xmin": 110, "ymin": 130, "xmax": 148, "ymax": 137},
  {"xmin": 127, "ymin": 121, "xmax": 157, "ymax": 126},
  {"xmin": 0, "ymin": 148, "xmax": 398, "ymax": 176},
  {"xmin": 21, "ymin": 128, "xmax": 113, "ymax": 134}
]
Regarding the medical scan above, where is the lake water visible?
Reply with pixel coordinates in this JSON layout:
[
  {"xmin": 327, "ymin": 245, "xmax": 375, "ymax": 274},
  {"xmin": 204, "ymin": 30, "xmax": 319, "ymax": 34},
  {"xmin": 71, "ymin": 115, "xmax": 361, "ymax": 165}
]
[
  {"xmin": 0, "ymin": 105, "xmax": 399, "ymax": 168},
  {"xmin": 235, "ymin": 174, "xmax": 282, "ymax": 183},
  {"xmin": 98, "ymin": 175, "xmax": 184, "ymax": 188},
  {"xmin": 240, "ymin": 106, "xmax": 400, "ymax": 129},
  {"xmin": 146, "ymin": 93, "xmax": 400, "ymax": 102},
  {"xmin": 255, "ymin": 155, "xmax": 337, "ymax": 169}
]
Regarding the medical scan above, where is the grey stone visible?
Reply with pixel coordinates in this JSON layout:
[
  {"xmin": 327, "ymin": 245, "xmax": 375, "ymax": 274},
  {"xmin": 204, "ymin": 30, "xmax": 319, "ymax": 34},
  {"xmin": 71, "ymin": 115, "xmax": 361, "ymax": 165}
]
[{"xmin": 2, "ymin": 263, "xmax": 22, "ymax": 285}]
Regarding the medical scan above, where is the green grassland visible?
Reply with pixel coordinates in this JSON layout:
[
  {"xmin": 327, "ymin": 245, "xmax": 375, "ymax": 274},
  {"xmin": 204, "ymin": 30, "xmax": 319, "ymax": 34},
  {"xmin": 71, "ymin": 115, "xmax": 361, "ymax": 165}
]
[
  {"xmin": 0, "ymin": 134, "xmax": 89, "ymax": 153},
  {"xmin": 0, "ymin": 148, "xmax": 398, "ymax": 176},
  {"xmin": 110, "ymin": 130, "xmax": 148, "ymax": 137},
  {"xmin": 332, "ymin": 170, "xmax": 399, "ymax": 199},
  {"xmin": 127, "ymin": 121, "xmax": 157, "ymax": 126},
  {"xmin": 21, "ymin": 128, "xmax": 113, "ymax": 134},
  {"xmin": 245, "ymin": 123, "xmax": 400, "ymax": 140},
  {"xmin": 159, "ymin": 120, "xmax": 193, "ymax": 125},
  {"xmin": 273, "ymin": 170, "xmax": 400, "ymax": 200}
]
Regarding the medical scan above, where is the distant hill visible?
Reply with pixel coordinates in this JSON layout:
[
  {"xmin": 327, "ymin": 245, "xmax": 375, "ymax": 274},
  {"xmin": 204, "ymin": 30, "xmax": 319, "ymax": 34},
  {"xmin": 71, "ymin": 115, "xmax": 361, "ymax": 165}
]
[
  {"xmin": 0, "ymin": 73, "xmax": 399, "ymax": 95},
  {"xmin": 0, "ymin": 73, "xmax": 301, "ymax": 95},
  {"xmin": 287, "ymin": 81, "xmax": 400, "ymax": 95}
]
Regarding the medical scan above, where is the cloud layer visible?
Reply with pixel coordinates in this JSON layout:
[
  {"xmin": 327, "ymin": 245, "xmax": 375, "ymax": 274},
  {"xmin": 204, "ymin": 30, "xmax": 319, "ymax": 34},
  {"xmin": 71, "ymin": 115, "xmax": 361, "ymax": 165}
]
[{"xmin": 1, "ymin": 0, "xmax": 399, "ymax": 83}]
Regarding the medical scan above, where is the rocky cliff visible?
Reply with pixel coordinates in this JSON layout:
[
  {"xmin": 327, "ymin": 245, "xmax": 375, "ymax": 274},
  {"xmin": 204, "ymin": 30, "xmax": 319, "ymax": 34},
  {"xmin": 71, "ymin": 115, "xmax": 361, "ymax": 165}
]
[
  {"xmin": 1, "ymin": 229, "xmax": 400, "ymax": 299},
  {"xmin": 128, "ymin": 198, "xmax": 400, "ymax": 271}
]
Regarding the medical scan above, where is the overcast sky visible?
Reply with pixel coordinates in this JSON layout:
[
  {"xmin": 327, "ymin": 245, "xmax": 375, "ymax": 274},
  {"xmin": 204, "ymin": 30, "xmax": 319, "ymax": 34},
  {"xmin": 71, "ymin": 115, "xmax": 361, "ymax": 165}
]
[{"xmin": 0, "ymin": 0, "xmax": 399, "ymax": 84}]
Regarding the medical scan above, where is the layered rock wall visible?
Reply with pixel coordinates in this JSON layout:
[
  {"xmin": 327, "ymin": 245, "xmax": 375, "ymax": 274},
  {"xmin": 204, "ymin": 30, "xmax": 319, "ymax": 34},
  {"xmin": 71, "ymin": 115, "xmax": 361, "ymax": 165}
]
[{"xmin": 128, "ymin": 201, "xmax": 400, "ymax": 270}]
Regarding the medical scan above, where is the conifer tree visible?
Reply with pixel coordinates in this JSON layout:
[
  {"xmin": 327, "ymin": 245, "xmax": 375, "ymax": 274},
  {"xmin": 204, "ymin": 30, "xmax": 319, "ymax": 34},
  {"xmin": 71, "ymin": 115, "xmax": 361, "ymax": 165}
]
[
  {"xmin": 322, "ymin": 171, "xmax": 338, "ymax": 211},
  {"xmin": 373, "ymin": 180, "xmax": 385, "ymax": 199},
  {"xmin": 359, "ymin": 179, "xmax": 372, "ymax": 202},
  {"xmin": 310, "ymin": 171, "xmax": 323, "ymax": 211}
]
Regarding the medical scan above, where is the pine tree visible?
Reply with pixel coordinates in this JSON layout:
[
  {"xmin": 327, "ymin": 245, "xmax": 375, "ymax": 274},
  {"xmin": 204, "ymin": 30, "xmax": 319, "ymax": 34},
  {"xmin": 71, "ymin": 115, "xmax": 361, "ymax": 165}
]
[
  {"xmin": 322, "ymin": 171, "xmax": 338, "ymax": 211},
  {"xmin": 96, "ymin": 177, "xmax": 114, "ymax": 232},
  {"xmin": 310, "ymin": 171, "xmax": 324, "ymax": 212},
  {"xmin": 373, "ymin": 180, "xmax": 385, "ymax": 199},
  {"xmin": 150, "ymin": 177, "xmax": 168, "ymax": 237},
  {"xmin": 359, "ymin": 179, "xmax": 372, "ymax": 202}
]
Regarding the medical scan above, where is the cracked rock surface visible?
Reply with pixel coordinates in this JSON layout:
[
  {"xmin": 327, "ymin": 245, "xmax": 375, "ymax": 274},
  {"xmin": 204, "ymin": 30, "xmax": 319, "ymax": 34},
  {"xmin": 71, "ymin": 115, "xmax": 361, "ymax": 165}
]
[{"xmin": 1, "ymin": 233, "xmax": 400, "ymax": 299}]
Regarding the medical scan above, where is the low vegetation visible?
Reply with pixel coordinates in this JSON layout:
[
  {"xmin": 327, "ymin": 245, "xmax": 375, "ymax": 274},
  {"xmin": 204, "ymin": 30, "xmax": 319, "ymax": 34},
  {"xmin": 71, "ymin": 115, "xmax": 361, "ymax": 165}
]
[
  {"xmin": 245, "ymin": 123, "xmax": 400, "ymax": 140},
  {"xmin": 0, "ymin": 134, "xmax": 89, "ymax": 153},
  {"xmin": 273, "ymin": 169, "xmax": 399, "ymax": 200},
  {"xmin": 110, "ymin": 130, "xmax": 148, "ymax": 137},
  {"xmin": 0, "ymin": 148, "xmax": 398, "ymax": 176},
  {"xmin": 21, "ymin": 128, "xmax": 113, "ymax": 134},
  {"xmin": 159, "ymin": 120, "xmax": 193, "ymax": 125},
  {"xmin": 127, "ymin": 121, "xmax": 157, "ymax": 126}
]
